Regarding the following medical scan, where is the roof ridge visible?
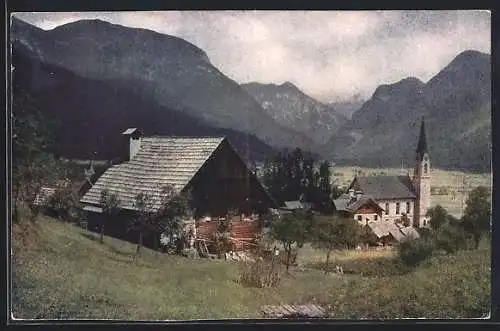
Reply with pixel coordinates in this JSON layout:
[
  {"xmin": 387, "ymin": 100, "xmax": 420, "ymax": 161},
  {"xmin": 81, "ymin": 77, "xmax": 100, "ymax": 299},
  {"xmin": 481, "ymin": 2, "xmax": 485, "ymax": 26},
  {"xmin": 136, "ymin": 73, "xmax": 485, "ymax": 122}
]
[{"xmin": 143, "ymin": 135, "xmax": 226, "ymax": 139}]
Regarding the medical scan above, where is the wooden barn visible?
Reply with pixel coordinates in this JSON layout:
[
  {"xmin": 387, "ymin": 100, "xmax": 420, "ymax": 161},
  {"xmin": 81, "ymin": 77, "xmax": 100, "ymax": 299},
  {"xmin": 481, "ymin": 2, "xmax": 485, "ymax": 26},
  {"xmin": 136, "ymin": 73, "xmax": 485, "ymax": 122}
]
[{"xmin": 79, "ymin": 128, "xmax": 277, "ymax": 250}]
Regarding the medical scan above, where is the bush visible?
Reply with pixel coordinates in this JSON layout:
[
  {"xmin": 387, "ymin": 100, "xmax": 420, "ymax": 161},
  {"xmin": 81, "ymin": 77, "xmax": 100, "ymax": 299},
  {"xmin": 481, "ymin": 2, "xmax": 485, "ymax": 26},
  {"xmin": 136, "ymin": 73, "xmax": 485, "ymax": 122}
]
[
  {"xmin": 47, "ymin": 187, "xmax": 79, "ymax": 222},
  {"xmin": 238, "ymin": 259, "xmax": 282, "ymax": 288},
  {"xmin": 212, "ymin": 231, "xmax": 234, "ymax": 255},
  {"xmin": 398, "ymin": 236, "xmax": 436, "ymax": 268},
  {"xmin": 435, "ymin": 223, "xmax": 468, "ymax": 254}
]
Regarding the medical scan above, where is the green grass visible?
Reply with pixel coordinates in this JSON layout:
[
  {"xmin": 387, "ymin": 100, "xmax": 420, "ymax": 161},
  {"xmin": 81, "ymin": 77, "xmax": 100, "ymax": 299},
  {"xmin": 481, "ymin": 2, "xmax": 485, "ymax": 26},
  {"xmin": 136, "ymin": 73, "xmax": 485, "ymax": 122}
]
[{"xmin": 12, "ymin": 217, "xmax": 491, "ymax": 320}]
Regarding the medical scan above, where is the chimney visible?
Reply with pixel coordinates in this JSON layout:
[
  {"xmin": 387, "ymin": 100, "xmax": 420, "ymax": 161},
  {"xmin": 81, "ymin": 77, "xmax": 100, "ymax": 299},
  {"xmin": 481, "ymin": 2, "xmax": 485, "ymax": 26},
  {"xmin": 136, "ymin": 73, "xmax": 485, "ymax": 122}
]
[
  {"xmin": 121, "ymin": 128, "xmax": 142, "ymax": 161},
  {"xmin": 355, "ymin": 190, "xmax": 363, "ymax": 201},
  {"xmin": 348, "ymin": 189, "xmax": 355, "ymax": 198}
]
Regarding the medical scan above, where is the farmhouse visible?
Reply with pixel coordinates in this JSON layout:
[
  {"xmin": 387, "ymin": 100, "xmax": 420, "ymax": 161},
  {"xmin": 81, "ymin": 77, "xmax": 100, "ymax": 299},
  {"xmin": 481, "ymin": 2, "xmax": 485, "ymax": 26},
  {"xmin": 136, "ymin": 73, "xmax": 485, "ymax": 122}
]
[
  {"xmin": 334, "ymin": 119, "xmax": 431, "ymax": 228},
  {"xmin": 80, "ymin": 128, "xmax": 277, "ymax": 248}
]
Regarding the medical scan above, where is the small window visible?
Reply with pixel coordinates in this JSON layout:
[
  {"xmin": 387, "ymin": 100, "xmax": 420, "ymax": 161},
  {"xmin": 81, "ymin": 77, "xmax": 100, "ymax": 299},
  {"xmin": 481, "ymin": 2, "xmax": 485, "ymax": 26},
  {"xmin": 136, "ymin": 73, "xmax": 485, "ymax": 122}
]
[
  {"xmin": 424, "ymin": 163, "xmax": 428, "ymax": 174},
  {"xmin": 423, "ymin": 219, "xmax": 427, "ymax": 226},
  {"xmin": 406, "ymin": 202, "xmax": 410, "ymax": 214},
  {"xmin": 396, "ymin": 203, "xmax": 400, "ymax": 215},
  {"xmin": 385, "ymin": 203, "xmax": 389, "ymax": 215},
  {"xmin": 385, "ymin": 219, "xmax": 389, "ymax": 222},
  {"xmin": 357, "ymin": 215, "xmax": 362, "ymax": 221},
  {"xmin": 374, "ymin": 215, "xmax": 378, "ymax": 221}
]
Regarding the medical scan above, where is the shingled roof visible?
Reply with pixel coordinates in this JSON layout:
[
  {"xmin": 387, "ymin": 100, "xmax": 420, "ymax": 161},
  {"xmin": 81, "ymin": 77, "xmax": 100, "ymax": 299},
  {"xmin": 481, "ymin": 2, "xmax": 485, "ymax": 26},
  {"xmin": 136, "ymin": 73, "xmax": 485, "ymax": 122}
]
[
  {"xmin": 80, "ymin": 136, "xmax": 226, "ymax": 211},
  {"xmin": 348, "ymin": 175, "xmax": 417, "ymax": 200},
  {"xmin": 333, "ymin": 195, "xmax": 384, "ymax": 214}
]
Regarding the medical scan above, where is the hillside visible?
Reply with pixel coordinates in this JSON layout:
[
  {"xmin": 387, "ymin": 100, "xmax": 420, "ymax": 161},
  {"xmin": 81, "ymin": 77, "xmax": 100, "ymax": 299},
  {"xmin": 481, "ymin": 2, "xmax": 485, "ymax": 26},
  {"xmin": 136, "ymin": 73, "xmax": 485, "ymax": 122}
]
[
  {"xmin": 12, "ymin": 216, "xmax": 490, "ymax": 319},
  {"xmin": 322, "ymin": 50, "xmax": 491, "ymax": 173},
  {"xmin": 11, "ymin": 17, "xmax": 315, "ymax": 154},
  {"xmin": 242, "ymin": 82, "xmax": 348, "ymax": 145},
  {"xmin": 12, "ymin": 41, "xmax": 278, "ymax": 162}
]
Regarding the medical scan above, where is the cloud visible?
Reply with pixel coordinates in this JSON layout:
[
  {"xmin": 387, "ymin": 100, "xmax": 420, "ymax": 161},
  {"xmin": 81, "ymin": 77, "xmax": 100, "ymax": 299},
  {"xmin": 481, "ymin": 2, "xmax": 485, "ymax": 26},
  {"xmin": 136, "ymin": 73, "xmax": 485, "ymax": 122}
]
[{"xmin": 13, "ymin": 10, "xmax": 490, "ymax": 102}]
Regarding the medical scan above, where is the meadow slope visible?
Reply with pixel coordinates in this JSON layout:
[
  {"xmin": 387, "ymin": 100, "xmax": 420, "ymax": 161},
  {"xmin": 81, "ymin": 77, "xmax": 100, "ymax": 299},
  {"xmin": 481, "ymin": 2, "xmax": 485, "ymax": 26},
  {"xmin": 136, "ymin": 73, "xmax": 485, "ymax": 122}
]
[{"xmin": 11, "ymin": 217, "xmax": 490, "ymax": 320}]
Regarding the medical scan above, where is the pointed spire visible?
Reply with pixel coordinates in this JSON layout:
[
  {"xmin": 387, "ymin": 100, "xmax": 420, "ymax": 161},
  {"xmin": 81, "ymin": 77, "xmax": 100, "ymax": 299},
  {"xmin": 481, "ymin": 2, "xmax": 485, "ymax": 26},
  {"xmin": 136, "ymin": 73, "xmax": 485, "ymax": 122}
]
[{"xmin": 416, "ymin": 117, "xmax": 428, "ymax": 161}]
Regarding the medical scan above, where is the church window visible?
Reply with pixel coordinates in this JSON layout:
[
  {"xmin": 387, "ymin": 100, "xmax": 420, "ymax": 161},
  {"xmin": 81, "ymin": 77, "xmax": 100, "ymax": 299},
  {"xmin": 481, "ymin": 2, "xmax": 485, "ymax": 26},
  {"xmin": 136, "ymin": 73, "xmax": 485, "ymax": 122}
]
[
  {"xmin": 396, "ymin": 202, "xmax": 400, "ymax": 215},
  {"xmin": 385, "ymin": 203, "xmax": 389, "ymax": 215},
  {"xmin": 406, "ymin": 202, "xmax": 410, "ymax": 214},
  {"xmin": 374, "ymin": 215, "xmax": 378, "ymax": 221},
  {"xmin": 424, "ymin": 163, "xmax": 428, "ymax": 174}
]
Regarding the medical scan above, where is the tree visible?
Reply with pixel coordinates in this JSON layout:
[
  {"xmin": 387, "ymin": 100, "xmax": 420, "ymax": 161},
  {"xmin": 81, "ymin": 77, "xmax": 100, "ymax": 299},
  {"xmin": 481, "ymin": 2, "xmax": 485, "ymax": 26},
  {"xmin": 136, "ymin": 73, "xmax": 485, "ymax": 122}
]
[
  {"xmin": 156, "ymin": 185, "xmax": 193, "ymax": 253},
  {"xmin": 317, "ymin": 161, "xmax": 333, "ymax": 213},
  {"xmin": 426, "ymin": 205, "xmax": 448, "ymax": 230},
  {"xmin": 132, "ymin": 192, "xmax": 156, "ymax": 261},
  {"xmin": 99, "ymin": 189, "xmax": 121, "ymax": 244},
  {"xmin": 398, "ymin": 236, "xmax": 436, "ymax": 267},
  {"xmin": 12, "ymin": 86, "xmax": 59, "ymax": 223},
  {"xmin": 269, "ymin": 211, "xmax": 309, "ymax": 273},
  {"xmin": 312, "ymin": 216, "xmax": 361, "ymax": 273},
  {"xmin": 47, "ymin": 184, "xmax": 78, "ymax": 222},
  {"xmin": 435, "ymin": 223, "xmax": 468, "ymax": 254},
  {"xmin": 360, "ymin": 224, "xmax": 379, "ymax": 247},
  {"xmin": 461, "ymin": 186, "xmax": 491, "ymax": 249}
]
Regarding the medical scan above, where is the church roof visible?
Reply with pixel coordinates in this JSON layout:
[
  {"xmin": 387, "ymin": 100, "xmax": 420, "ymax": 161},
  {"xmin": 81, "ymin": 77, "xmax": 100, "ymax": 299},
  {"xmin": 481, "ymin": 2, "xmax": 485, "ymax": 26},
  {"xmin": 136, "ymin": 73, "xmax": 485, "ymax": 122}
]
[{"xmin": 348, "ymin": 175, "xmax": 417, "ymax": 200}]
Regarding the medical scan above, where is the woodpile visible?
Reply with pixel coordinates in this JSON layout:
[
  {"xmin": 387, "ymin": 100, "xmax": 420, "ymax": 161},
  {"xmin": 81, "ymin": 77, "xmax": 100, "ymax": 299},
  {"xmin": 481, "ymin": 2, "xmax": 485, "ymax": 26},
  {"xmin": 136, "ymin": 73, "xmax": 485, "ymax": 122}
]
[
  {"xmin": 195, "ymin": 218, "xmax": 261, "ymax": 252},
  {"xmin": 261, "ymin": 305, "xmax": 327, "ymax": 319}
]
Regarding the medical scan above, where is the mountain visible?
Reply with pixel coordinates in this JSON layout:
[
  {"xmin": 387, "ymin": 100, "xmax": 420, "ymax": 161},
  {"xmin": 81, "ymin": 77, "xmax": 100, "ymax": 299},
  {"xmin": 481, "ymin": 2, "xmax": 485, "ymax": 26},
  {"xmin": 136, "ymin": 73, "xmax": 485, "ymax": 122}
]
[
  {"xmin": 12, "ymin": 41, "xmax": 278, "ymax": 163},
  {"xmin": 241, "ymin": 82, "xmax": 348, "ymax": 145},
  {"xmin": 322, "ymin": 50, "xmax": 491, "ymax": 173},
  {"xmin": 10, "ymin": 17, "xmax": 315, "ymax": 153},
  {"xmin": 328, "ymin": 94, "xmax": 365, "ymax": 120}
]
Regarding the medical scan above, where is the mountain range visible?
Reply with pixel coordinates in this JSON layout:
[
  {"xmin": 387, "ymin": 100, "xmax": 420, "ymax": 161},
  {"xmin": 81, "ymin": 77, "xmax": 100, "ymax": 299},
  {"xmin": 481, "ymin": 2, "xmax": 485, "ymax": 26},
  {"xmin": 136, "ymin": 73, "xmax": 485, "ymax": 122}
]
[
  {"xmin": 11, "ymin": 17, "xmax": 315, "ymax": 154},
  {"xmin": 320, "ymin": 50, "xmax": 491, "ymax": 173},
  {"xmin": 241, "ymin": 82, "xmax": 348, "ymax": 145},
  {"xmin": 11, "ymin": 17, "xmax": 491, "ymax": 173}
]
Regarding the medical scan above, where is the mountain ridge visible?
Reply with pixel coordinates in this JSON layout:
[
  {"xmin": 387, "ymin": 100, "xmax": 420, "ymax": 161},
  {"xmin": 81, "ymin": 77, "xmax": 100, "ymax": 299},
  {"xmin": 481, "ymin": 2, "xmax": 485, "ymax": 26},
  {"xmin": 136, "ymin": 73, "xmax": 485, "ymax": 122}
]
[{"xmin": 11, "ymin": 17, "xmax": 316, "ymax": 154}]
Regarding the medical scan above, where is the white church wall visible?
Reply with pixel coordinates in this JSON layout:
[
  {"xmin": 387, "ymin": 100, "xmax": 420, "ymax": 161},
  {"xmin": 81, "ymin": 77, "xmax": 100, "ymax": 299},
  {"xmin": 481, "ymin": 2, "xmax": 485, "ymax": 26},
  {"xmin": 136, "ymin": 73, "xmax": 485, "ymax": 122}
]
[{"xmin": 378, "ymin": 199, "xmax": 415, "ymax": 222}]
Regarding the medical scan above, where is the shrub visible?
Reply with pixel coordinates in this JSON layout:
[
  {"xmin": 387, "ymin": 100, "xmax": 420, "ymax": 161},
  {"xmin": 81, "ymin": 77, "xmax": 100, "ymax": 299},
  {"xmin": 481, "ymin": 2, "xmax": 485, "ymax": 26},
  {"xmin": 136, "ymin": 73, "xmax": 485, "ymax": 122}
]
[
  {"xmin": 47, "ymin": 187, "xmax": 79, "ymax": 222},
  {"xmin": 435, "ymin": 223, "xmax": 468, "ymax": 254},
  {"xmin": 398, "ymin": 236, "xmax": 436, "ymax": 268},
  {"xmin": 212, "ymin": 231, "xmax": 234, "ymax": 255},
  {"xmin": 238, "ymin": 258, "xmax": 282, "ymax": 288}
]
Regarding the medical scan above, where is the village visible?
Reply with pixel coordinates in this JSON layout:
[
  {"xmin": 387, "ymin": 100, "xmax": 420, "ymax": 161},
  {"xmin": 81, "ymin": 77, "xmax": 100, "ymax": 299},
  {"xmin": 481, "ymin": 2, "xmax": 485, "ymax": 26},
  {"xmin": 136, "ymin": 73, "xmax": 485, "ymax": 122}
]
[
  {"xmin": 33, "ymin": 121, "xmax": 428, "ymax": 261},
  {"xmin": 15, "ymin": 118, "xmax": 491, "ymax": 319},
  {"xmin": 10, "ymin": 11, "xmax": 492, "ymax": 320}
]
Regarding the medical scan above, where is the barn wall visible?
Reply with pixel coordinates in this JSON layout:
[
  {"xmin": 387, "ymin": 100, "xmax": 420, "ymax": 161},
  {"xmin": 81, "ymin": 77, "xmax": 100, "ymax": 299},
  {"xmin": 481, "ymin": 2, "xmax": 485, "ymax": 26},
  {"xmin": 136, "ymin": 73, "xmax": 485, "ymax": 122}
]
[
  {"xmin": 85, "ymin": 209, "xmax": 161, "ymax": 250},
  {"xmin": 188, "ymin": 140, "xmax": 274, "ymax": 218}
]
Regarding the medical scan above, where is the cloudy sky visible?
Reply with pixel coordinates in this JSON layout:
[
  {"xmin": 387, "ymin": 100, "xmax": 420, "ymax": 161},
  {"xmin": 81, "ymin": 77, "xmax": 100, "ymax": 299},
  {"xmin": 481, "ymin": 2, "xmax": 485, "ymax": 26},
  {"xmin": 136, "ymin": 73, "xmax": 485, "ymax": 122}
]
[{"xmin": 13, "ymin": 11, "xmax": 490, "ymax": 102}]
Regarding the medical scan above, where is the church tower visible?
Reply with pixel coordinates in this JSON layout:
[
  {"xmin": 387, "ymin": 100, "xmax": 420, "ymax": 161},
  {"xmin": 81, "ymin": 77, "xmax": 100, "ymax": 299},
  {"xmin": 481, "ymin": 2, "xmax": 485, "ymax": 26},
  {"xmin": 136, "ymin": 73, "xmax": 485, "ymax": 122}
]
[{"xmin": 413, "ymin": 119, "xmax": 431, "ymax": 227}]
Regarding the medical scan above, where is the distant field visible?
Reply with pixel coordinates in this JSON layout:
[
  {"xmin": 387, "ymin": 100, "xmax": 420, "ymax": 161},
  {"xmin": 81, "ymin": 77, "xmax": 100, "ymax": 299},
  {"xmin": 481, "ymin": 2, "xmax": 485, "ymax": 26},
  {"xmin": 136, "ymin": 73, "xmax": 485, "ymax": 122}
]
[{"xmin": 331, "ymin": 166, "xmax": 492, "ymax": 218}]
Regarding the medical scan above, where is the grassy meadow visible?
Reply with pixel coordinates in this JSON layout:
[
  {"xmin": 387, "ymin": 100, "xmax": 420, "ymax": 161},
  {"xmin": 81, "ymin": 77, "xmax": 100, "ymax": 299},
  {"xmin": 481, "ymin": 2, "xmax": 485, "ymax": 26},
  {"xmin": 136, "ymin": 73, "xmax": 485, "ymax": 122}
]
[
  {"xmin": 11, "ymin": 215, "xmax": 490, "ymax": 320},
  {"xmin": 331, "ymin": 166, "xmax": 492, "ymax": 218}
]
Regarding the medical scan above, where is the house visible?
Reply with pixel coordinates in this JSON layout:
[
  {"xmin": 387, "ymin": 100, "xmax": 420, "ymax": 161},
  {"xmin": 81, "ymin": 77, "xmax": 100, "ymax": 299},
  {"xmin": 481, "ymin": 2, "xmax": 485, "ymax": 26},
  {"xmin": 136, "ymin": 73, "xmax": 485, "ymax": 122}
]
[
  {"xmin": 365, "ymin": 220, "xmax": 420, "ymax": 246},
  {"xmin": 80, "ymin": 128, "xmax": 277, "ymax": 248},
  {"xmin": 334, "ymin": 194, "xmax": 385, "ymax": 225},
  {"xmin": 335, "ymin": 119, "xmax": 432, "ymax": 228},
  {"xmin": 279, "ymin": 200, "xmax": 314, "ymax": 214}
]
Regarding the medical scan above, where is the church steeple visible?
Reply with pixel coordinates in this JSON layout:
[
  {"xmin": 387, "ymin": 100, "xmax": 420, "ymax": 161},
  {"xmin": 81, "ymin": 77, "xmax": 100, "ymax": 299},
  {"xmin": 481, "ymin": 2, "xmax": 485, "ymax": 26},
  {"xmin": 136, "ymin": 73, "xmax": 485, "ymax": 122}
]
[
  {"xmin": 416, "ymin": 118, "xmax": 428, "ymax": 162},
  {"xmin": 413, "ymin": 117, "xmax": 431, "ymax": 228}
]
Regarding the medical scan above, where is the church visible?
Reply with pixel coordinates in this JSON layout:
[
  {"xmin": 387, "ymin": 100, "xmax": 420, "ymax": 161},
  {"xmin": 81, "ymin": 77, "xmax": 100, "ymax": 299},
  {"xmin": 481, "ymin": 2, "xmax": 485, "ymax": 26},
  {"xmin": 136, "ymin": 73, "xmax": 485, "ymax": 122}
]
[{"xmin": 334, "ymin": 120, "xmax": 431, "ymax": 228}]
